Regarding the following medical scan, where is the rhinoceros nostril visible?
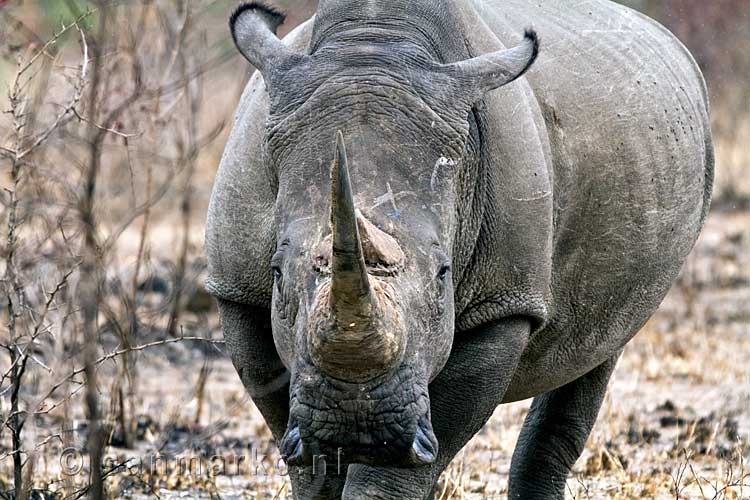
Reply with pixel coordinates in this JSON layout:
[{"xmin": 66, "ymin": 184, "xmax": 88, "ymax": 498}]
[
  {"xmin": 409, "ymin": 419, "xmax": 439, "ymax": 466},
  {"xmin": 280, "ymin": 425, "xmax": 306, "ymax": 466}
]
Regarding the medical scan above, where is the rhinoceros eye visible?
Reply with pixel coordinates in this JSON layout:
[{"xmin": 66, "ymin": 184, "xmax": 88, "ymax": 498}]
[
  {"xmin": 271, "ymin": 249, "xmax": 285, "ymax": 288},
  {"xmin": 435, "ymin": 263, "xmax": 451, "ymax": 315}
]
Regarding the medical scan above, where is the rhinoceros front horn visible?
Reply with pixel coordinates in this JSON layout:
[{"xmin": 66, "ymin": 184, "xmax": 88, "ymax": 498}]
[
  {"xmin": 308, "ymin": 132, "xmax": 405, "ymax": 383},
  {"xmin": 329, "ymin": 131, "xmax": 372, "ymax": 317}
]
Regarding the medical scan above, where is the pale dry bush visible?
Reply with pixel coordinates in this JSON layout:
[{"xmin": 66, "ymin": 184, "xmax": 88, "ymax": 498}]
[{"xmin": 0, "ymin": 1, "xmax": 241, "ymax": 497}]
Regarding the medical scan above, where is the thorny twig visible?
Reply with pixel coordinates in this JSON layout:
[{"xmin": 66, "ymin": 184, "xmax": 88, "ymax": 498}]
[
  {"xmin": 35, "ymin": 335, "xmax": 224, "ymax": 417},
  {"xmin": 0, "ymin": 1, "xmax": 232, "ymax": 494},
  {"xmin": 0, "ymin": 265, "xmax": 76, "ymax": 390},
  {"xmin": 2, "ymin": 12, "xmax": 90, "ymax": 497},
  {"xmin": 10, "ymin": 13, "xmax": 93, "ymax": 161}
]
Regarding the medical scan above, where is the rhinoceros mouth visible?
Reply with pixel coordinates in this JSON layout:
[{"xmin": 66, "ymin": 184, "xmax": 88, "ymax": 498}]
[{"xmin": 280, "ymin": 362, "xmax": 437, "ymax": 467}]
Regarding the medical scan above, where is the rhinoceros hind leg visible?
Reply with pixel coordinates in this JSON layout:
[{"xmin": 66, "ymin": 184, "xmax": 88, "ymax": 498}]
[{"xmin": 508, "ymin": 352, "xmax": 621, "ymax": 499}]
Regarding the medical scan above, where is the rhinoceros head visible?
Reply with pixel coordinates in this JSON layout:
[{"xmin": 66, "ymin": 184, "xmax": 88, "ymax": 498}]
[{"xmin": 230, "ymin": 3, "xmax": 538, "ymax": 467}]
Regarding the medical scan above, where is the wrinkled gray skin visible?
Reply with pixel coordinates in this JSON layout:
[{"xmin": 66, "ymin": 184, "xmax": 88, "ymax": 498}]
[{"xmin": 205, "ymin": 0, "xmax": 713, "ymax": 498}]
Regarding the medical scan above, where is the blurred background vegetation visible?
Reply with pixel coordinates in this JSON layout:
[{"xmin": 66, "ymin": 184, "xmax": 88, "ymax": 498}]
[{"xmin": 3, "ymin": 0, "xmax": 747, "ymax": 205}]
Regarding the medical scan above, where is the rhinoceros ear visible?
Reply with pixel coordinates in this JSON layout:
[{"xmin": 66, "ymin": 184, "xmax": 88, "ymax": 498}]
[
  {"xmin": 229, "ymin": 2, "xmax": 305, "ymax": 83},
  {"xmin": 444, "ymin": 29, "xmax": 539, "ymax": 101}
]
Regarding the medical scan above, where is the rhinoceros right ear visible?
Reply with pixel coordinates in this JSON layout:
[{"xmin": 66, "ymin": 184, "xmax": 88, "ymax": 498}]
[
  {"xmin": 443, "ymin": 29, "xmax": 539, "ymax": 102},
  {"xmin": 229, "ymin": 2, "xmax": 305, "ymax": 84}
]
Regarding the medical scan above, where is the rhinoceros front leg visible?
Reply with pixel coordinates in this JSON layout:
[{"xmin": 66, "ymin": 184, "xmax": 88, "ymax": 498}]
[
  {"xmin": 507, "ymin": 352, "xmax": 621, "ymax": 499},
  {"xmin": 342, "ymin": 317, "xmax": 532, "ymax": 500},
  {"xmin": 217, "ymin": 299, "xmax": 347, "ymax": 499}
]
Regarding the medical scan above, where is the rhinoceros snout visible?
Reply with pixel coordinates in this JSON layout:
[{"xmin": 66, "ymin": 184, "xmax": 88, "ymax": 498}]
[
  {"xmin": 280, "ymin": 417, "xmax": 438, "ymax": 468},
  {"xmin": 279, "ymin": 424, "xmax": 307, "ymax": 466}
]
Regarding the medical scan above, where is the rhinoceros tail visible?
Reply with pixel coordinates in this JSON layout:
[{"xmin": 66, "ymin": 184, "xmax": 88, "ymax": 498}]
[{"xmin": 230, "ymin": 2, "xmax": 286, "ymax": 35}]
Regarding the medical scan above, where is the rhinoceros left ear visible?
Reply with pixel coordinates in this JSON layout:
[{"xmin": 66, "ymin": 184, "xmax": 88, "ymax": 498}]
[
  {"xmin": 444, "ymin": 29, "xmax": 539, "ymax": 101},
  {"xmin": 230, "ymin": 2, "xmax": 306, "ymax": 85}
]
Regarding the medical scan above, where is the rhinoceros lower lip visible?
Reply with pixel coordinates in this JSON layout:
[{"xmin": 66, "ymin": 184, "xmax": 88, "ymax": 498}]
[
  {"xmin": 280, "ymin": 425, "xmax": 307, "ymax": 465},
  {"xmin": 280, "ymin": 417, "xmax": 438, "ymax": 467}
]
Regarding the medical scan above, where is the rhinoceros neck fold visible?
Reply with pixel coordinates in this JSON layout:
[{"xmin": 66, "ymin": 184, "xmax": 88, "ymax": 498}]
[{"xmin": 309, "ymin": 0, "xmax": 470, "ymax": 61}]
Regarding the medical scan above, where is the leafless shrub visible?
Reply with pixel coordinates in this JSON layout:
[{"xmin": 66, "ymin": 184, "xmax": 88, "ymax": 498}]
[{"xmin": 1, "ymin": 1, "xmax": 233, "ymax": 496}]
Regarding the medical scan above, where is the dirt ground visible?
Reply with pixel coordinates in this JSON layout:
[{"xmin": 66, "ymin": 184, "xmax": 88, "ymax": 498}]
[{"xmin": 9, "ymin": 209, "xmax": 750, "ymax": 499}]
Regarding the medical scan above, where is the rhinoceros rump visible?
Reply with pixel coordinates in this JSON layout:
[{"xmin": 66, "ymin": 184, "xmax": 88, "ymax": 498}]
[{"xmin": 206, "ymin": 1, "xmax": 713, "ymax": 498}]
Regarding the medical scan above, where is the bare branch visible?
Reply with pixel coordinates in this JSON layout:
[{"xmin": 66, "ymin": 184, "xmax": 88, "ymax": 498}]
[
  {"xmin": 30, "ymin": 265, "xmax": 78, "ymax": 340},
  {"xmin": 16, "ymin": 21, "xmax": 90, "ymax": 160},
  {"xmin": 33, "ymin": 335, "xmax": 224, "ymax": 417},
  {"xmin": 14, "ymin": 10, "xmax": 94, "ymax": 81},
  {"xmin": 71, "ymin": 108, "xmax": 140, "ymax": 138}
]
